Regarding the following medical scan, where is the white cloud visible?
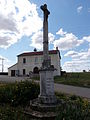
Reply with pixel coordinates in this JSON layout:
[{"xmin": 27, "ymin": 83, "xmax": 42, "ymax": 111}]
[
  {"xmin": 64, "ymin": 48, "xmax": 90, "ymax": 60},
  {"xmin": 56, "ymin": 28, "xmax": 67, "ymax": 36},
  {"xmin": 64, "ymin": 51, "xmax": 78, "ymax": 57},
  {"xmin": 30, "ymin": 31, "xmax": 55, "ymax": 50},
  {"xmin": 30, "ymin": 31, "xmax": 43, "ymax": 50},
  {"xmin": 48, "ymin": 33, "xmax": 55, "ymax": 44},
  {"xmin": 83, "ymin": 36, "xmax": 90, "ymax": 42},
  {"xmin": 63, "ymin": 48, "xmax": 90, "ymax": 72},
  {"xmin": 77, "ymin": 6, "xmax": 83, "ymax": 13},
  {"xmin": 0, "ymin": 14, "xmax": 18, "ymax": 32},
  {"xmin": 62, "ymin": 59, "xmax": 90, "ymax": 72},
  {"xmin": 30, "ymin": 28, "xmax": 89, "ymax": 52},
  {"xmin": 0, "ymin": 0, "xmax": 42, "ymax": 49},
  {"xmin": 54, "ymin": 29, "xmax": 84, "ymax": 51}
]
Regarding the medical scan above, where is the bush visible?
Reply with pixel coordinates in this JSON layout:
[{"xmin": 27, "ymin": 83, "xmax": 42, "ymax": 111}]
[
  {"xmin": 0, "ymin": 104, "xmax": 31, "ymax": 120},
  {"xmin": 0, "ymin": 81, "xmax": 90, "ymax": 120},
  {"xmin": 56, "ymin": 96, "xmax": 90, "ymax": 120},
  {"xmin": 0, "ymin": 80, "xmax": 40, "ymax": 106}
]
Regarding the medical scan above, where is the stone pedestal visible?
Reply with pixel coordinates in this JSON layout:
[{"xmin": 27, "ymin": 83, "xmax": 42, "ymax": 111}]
[{"xmin": 38, "ymin": 68, "xmax": 57, "ymax": 104}]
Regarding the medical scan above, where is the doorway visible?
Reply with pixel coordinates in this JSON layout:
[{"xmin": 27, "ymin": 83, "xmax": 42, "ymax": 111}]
[
  {"xmin": 11, "ymin": 70, "xmax": 15, "ymax": 76},
  {"xmin": 33, "ymin": 67, "xmax": 39, "ymax": 74}
]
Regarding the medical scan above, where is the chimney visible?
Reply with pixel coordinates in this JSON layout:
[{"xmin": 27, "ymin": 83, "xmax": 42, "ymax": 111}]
[{"xmin": 56, "ymin": 47, "xmax": 58, "ymax": 50}]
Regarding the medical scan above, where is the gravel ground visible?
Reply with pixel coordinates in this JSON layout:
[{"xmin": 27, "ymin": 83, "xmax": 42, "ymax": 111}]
[{"xmin": 0, "ymin": 75, "xmax": 30, "ymax": 83}]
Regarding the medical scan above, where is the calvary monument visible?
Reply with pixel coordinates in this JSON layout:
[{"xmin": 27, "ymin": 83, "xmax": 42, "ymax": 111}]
[
  {"xmin": 25, "ymin": 4, "xmax": 58, "ymax": 119},
  {"xmin": 39, "ymin": 4, "xmax": 56, "ymax": 104}
]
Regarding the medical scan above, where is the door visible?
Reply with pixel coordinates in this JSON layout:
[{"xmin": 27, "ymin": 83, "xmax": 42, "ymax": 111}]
[
  {"xmin": 23, "ymin": 69, "xmax": 26, "ymax": 75},
  {"xmin": 11, "ymin": 70, "xmax": 15, "ymax": 76}
]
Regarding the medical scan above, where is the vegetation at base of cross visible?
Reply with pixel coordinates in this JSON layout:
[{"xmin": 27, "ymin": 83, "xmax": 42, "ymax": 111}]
[
  {"xmin": 56, "ymin": 100, "xmax": 90, "ymax": 120},
  {"xmin": 0, "ymin": 80, "xmax": 39, "ymax": 106},
  {"xmin": 0, "ymin": 105, "xmax": 28, "ymax": 120},
  {"xmin": 0, "ymin": 81, "xmax": 90, "ymax": 120},
  {"xmin": 56, "ymin": 92, "xmax": 90, "ymax": 120},
  {"xmin": 54, "ymin": 72, "xmax": 90, "ymax": 88}
]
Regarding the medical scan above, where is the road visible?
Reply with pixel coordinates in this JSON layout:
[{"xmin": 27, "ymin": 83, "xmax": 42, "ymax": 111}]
[
  {"xmin": 55, "ymin": 83, "xmax": 90, "ymax": 99},
  {"xmin": 0, "ymin": 75, "xmax": 90, "ymax": 99},
  {"xmin": 0, "ymin": 75, "xmax": 29, "ymax": 83}
]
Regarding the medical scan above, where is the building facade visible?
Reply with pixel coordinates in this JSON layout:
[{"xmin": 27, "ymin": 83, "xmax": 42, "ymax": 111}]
[{"xmin": 8, "ymin": 49, "xmax": 61, "ymax": 76}]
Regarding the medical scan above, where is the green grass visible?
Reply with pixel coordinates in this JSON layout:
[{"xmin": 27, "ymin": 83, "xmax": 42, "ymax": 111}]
[
  {"xmin": 0, "ymin": 80, "xmax": 40, "ymax": 106},
  {"xmin": 0, "ymin": 81, "xmax": 90, "ymax": 120},
  {"xmin": 32, "ymin": 72, "xmax": 90, "ymax": 88},
  {"xmin": 54, "ymin": 72, "xmax": 90, "ymax": 88},
  {"xmin": 0, "ymin": 104, "xmax": 26, "ymax": 120},
  {"xmin": 0, "ymin": 81, "xmax": 40, "ymax": 120},
  {"xmin": 0, "ymin": 96, "xmax": 90, "ymax": 120}
]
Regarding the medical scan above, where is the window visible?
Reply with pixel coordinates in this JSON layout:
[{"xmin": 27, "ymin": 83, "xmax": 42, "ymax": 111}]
[
  {"xmin": 23, "ymin": 69, "xmax": 26, "ymax": 75},
  {"xmin": 23, "ymin": 58, "xmax": 26, "ymax": 63},
  {"xmin": 35, "ymin": 57, "xmax": 38, "ymax": 64},
  {"xmin": 41, "ymin": 57, "xmax": 43, "ymax": 63}
]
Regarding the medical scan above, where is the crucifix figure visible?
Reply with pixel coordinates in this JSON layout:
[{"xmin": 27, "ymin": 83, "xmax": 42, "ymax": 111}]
[{"xmin": 41, "ymin": 4, "xmax": 50, "ymax": 22}]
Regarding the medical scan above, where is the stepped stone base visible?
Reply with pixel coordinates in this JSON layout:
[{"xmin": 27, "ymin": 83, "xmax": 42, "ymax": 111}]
[
  {"xmin": 24, "ymin": 98, "xmax": 61, "ymax": 120},
  {"xmin": 38, "ymin": 95, "xmax": 57, "ymax": 104}
]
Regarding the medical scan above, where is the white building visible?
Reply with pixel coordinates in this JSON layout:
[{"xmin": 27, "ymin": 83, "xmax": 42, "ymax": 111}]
[{"xmin": 8, "ymin": 49, "xmax": 61, "ymax": 77}]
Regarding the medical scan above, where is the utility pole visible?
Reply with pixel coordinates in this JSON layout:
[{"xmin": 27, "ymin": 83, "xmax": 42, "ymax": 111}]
[{"xmin": 0, "ymin": 58, "xmax": 5, "ymax": 72}]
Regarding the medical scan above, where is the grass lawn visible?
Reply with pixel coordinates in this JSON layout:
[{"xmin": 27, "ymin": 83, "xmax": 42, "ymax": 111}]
[
  {"xmin": 54, "ymin": 72, "xmax": 90, "ymax": 88},
  {"xmin": 32, "ymin": 72, "xmax": 90, "ymax": 88}
]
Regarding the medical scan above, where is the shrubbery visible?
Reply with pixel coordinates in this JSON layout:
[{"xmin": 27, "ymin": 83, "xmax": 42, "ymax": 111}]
[
  {"xmin": 0, "ymin": 105, "xmax": 27, "ymax": 120},
  {"xmin": 56, "ymin": 94, "xmax": 90, "ymax": 120},
  {"xmin": 0, "ymin": 80, "xmax": 39, "ymax": 106},
  {"xmin": 0, "ymin": 81, "xmax": 90, "ymax": 120}
]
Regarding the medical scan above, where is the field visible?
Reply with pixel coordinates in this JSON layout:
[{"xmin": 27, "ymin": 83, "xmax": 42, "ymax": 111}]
[
  {"xmin": 54, "ymin": 72, "xmax": 90, "ymax": 88},
  {"xmin": 32, "ymin": 72, "xmax": 90, "ymax": 88}
]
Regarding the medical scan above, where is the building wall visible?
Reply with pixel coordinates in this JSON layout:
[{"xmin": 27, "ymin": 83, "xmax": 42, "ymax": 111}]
[
  {"xmin": 8, "ymin": 51, "xmax": 61, "ymax": 76},
  {"xmin": 8, "ymin": 63, "xmax": 18, "ymax": 76},
  {"xmin": 49, "ymin": 52, "xmax": 61, "ymax": 76},
  {"xmin": 17, "ymin": 55, "xmax": 42, "ymax": 76}
]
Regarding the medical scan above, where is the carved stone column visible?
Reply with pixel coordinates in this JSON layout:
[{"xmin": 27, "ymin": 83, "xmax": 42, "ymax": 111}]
[{"xmin": 39, "ymin": 4, "xmax": 56, "ymax": 104}]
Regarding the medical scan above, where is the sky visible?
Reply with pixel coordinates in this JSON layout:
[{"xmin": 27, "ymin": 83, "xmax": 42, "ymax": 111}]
[{"xmin": 0, "ymin": 0, "xmax": 90, "ymax": 72}]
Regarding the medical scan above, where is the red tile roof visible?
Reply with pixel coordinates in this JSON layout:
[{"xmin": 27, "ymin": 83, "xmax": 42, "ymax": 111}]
[{"xmin": 17, "ymin": 50, "xmax": 59, "ymax": 57}]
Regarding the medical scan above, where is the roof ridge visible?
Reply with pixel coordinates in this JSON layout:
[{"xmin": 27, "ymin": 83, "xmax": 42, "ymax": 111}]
[{"xmin": 17, "ymin": 50, "xmax": 59, "ymax": 57}]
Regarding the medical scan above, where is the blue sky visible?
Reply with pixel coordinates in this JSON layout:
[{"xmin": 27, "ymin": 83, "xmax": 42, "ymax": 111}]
[{"xmin": 0, "ymin": 0, "xmax": 90, "ymax": 72}]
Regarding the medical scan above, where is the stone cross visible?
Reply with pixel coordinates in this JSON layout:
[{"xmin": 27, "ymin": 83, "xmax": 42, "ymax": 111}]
[
  {"xmin": 40, "ymin": 4, "xmax": 50, "ymax": 64},
  {"xmin": 39, "ymin": 4, "xmax": 56, "ymax": 104}
]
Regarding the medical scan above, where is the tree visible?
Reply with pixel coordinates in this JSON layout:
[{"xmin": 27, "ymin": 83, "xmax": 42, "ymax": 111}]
[{"xmin": 83, "ymin": 70, "xmax": 86, "ymax": 72}]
